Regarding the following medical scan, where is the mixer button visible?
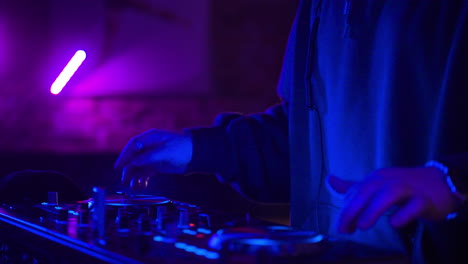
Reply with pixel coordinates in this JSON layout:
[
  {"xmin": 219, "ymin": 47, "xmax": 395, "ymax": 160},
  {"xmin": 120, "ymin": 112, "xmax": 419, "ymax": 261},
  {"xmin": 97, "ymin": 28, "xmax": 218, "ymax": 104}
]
[
  {"xmin": 177, "ymin": 208, "xmax": 189, "ymax": 229},
  {"xmin": 91, "ymin": 187, "xmax": 106, "ymax": 241},
  {"xmin": 198, "ymin": 213, "xmax": 211, "ymax": 228},
  {"xmin": 47, "ymin": 192, "xmax": 59, "ymax": 205}
]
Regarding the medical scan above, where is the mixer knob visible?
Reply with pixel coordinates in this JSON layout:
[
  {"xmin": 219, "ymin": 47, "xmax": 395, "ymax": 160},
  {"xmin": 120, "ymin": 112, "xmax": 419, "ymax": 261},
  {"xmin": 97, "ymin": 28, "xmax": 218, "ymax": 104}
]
[
  {"xmin": 92, "ymin": 187, "xmax": 106, "ymax": 242},
  {"xmin": 48, "ymin": 192, "xmax": 59, "ymax": 205},
  {"xmin": 115, "ymin": 208, "xmax": 130, "ymax": 232},
  {"xmin": 138, "ymin": 214, "xmax": 152, "ymax": 234},
  {"xmin": 198, "ymin": 213, "xmax": 211, "ymax": 228},
  {"xmin": 178, "ymin": 208, "xmax": 189, "ymax": 229}
]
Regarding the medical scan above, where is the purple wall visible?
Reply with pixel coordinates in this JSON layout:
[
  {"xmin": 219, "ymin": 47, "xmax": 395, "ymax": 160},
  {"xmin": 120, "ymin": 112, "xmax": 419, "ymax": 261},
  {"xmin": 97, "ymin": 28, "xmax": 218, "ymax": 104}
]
[{"xmin": 46, "ymin": 0, "xmax": 212, "ymax": 96}]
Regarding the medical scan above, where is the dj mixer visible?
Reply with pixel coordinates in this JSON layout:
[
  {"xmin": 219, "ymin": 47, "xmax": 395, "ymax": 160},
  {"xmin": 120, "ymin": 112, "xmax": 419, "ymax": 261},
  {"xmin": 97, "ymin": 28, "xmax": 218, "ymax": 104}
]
[{"xmin": 0, "ymin": 187, "xmax": 408, "ymax": 264}]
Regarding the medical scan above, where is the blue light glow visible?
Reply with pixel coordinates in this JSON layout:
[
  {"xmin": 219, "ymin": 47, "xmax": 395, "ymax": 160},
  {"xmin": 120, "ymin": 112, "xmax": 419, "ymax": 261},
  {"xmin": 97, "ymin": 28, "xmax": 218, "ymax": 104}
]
[
  {"xmin": 240, "ymin": 238, "xmax": 277, "ymax": 246},
  {"xmin": 205, "ymin": 252, "xmax": 220, "ymax": 259},
  {"xmin": 153, "ymin": 236, "xmax": 163, "ymax": 242},
  {"xmin": 182, "ymin": 229, "xmax": 197, "ymax": 235},
  {"xmin": 268, "ymin": 226, "xmax": 292, "ymax": 231},
  {"xmin": 308, "ymin": 234, "xmax": 324, "ymax": 243},
  {"xmin": 174, "ymin": 242, "xmax": 187, "ymax": 249},
  {"xmin": 153, "ymin": 235, "xmax": 175, "ymax": 243},
  {"xmin": 184, "ymin": 245, "xmax": 197, "ymax": 252},
  {"xmin": 194, "ymin": 248, "xmax": 208, "ymax": 256},
  {"xmin": 174, "ymin": 241, "xmax": 220, "ymax": 260},
  {"xmin": 446, "ymin": 212, "xmax": 458, "ymax": 220},
  {"xmin": 97, "ymin": 239, "xmax": 106, "ymax": 246},
  {"xmin": 197, "ymin": 228, "xmax": 212, "ymax": 234},
  {"xmin": 68, "ymin": 210, "xmax": 79, "ymax": 216}
]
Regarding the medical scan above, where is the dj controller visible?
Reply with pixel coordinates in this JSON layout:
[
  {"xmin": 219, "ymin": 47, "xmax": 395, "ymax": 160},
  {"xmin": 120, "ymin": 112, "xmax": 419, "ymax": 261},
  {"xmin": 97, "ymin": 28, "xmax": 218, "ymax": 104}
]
[{"xmin": 0, "ymin": 187, "xmax": 408, "ymax": 264}]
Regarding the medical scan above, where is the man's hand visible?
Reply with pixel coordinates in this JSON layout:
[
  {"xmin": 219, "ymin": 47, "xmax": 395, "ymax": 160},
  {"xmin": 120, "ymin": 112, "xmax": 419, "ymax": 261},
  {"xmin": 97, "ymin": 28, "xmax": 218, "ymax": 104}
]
[
  {"xmin": 114, "ymin": 129, "xmax": 192, "ymax": 189},
  {"xmin": 328, "ymin": 168, "xmax": 459, "ymax": 234}
]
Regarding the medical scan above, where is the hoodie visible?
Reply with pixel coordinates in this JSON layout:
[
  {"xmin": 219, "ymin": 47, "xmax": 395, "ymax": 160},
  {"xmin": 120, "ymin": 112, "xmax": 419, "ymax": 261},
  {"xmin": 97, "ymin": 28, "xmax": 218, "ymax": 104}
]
[{"xmin": 187, "ymin": 0, "xmax": 468, "ymax": 261}]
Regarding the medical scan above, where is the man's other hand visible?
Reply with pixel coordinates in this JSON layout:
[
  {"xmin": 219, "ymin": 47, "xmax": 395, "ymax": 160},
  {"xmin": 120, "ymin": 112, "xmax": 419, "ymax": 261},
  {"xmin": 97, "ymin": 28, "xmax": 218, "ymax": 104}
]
[
  {"xmin": 114, "ymin": 129, "xmax": 192, "ymax": 189},
  {"xmin": 328, "ymin": 168, "xmax": 459, "ymax": 233}
]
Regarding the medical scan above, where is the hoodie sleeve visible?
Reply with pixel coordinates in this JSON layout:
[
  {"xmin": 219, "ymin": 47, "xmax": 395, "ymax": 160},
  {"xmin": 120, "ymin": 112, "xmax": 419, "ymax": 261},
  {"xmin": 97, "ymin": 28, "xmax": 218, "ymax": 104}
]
[
  {"xmin": 183, "ymin": 103, "xmax": 290, "ymax": 203},
  {"xmin": 183, "ymin": 0, "xmax": 298, "ymax": 203}
]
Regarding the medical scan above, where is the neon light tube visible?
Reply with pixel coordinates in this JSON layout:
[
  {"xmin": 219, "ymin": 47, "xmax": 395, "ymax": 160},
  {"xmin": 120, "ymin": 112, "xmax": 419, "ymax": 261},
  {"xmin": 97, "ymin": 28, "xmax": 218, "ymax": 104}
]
[{"xmin": 50, "ymin": 50, "xmax": 86, "ymax": 95}]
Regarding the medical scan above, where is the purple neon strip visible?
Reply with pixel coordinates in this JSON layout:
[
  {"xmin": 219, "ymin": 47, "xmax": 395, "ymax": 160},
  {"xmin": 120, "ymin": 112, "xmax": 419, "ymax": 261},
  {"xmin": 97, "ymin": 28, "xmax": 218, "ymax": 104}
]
[{"xmin": 50, "ymin": 50, "xmax": 86, "ymax": 95}]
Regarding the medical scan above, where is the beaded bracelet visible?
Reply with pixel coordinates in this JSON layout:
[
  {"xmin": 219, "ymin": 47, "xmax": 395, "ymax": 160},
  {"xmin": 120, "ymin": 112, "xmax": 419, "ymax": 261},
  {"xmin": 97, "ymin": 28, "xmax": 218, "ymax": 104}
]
[{"xmin": 425, "ymin": 160, "xmax": 468, "ymax": 220}]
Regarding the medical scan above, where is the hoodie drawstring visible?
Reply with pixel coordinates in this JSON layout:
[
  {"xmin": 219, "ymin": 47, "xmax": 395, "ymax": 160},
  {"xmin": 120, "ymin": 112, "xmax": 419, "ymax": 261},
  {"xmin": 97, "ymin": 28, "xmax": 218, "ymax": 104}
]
[{"xmin": 343, "ymin": 0, "xmax": 353, "ymax": 38}]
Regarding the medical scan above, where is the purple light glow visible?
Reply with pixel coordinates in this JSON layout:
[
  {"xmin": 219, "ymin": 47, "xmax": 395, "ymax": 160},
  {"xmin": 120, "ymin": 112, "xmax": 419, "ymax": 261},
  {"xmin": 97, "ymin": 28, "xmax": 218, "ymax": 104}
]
[{"xmin": 50, "ymin": 50, "xmax": 86, "ymax": 95}]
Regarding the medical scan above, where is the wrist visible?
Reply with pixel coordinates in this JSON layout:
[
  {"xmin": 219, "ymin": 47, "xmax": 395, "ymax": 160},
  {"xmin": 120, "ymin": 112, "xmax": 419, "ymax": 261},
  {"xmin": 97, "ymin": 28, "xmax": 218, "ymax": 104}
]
[{"xmin": 425, "ymin": 160, "xmax": 468, "ymax": 219}]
